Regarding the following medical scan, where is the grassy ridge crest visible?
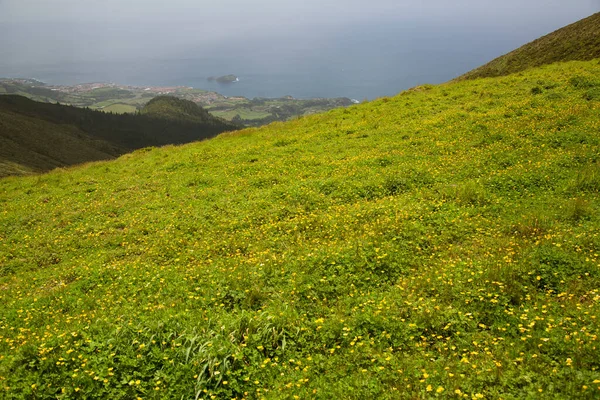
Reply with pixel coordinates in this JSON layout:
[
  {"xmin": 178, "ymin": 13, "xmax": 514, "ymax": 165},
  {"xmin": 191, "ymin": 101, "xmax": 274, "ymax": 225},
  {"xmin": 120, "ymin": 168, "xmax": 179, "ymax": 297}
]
[{"xmin": 457, "ymin": 12, "xmax": 600, "ymax": 80}]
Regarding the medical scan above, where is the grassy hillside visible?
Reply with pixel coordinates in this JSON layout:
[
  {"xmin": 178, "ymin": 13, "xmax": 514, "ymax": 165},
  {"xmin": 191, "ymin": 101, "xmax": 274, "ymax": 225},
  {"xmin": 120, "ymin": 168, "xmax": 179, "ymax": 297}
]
[
  {"xmin": 457, "ymin": 12, "xmax": 600, "ymax": 80},
  {"xmin": 0, "ymin": 95, "xmax": 239, "ymax": 177},
  {"xmin": 1, "ymin": 60, "xmax": 600, "ymax": 399}
]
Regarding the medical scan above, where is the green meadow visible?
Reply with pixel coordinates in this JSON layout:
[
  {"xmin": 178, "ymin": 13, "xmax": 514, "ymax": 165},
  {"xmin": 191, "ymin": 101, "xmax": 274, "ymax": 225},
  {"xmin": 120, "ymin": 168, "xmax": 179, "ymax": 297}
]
[
  {"xmin": 1, "ymin": 60, "xmax": 599, "ymax": 399},
  {"xmin": 208, "ymin": 109, "xmax": 273, "ymax": 122}
]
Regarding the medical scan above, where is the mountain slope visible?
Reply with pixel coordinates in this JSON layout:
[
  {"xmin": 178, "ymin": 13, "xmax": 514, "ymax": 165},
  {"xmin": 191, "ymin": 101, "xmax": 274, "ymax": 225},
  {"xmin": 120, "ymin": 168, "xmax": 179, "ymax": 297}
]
[
  {"xmin": 0, "ymin": 99, "xmax": 125, "ymax": 177},
  {"xmin": 0, "ymin": 95, "xmax": 239, "ymax": 176},
  {"xmin": 457, "ymin": 12, "xmax": 600, "ymax": 80},
  {"xmin": 1, "ymin": 60, "xmax": 599, "ymax": 398},
  {"xmin": 0, "ymin": 111, "xmax": 122, "ymax": 177}
]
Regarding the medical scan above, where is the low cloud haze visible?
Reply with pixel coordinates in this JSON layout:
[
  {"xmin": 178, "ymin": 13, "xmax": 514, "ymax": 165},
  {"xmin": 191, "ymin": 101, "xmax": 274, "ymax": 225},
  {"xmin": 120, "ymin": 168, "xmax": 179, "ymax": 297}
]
[{"xmin": 0, "ymin": 0, "xmax": 598, "ymax": 97}]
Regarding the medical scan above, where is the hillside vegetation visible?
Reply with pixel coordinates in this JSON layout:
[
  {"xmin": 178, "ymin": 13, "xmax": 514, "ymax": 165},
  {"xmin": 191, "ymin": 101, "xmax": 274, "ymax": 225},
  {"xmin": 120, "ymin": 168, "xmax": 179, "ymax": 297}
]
[
  {"xmin": 0, "ymin": 59, "xmax": 599, "ymax": 398},
  {"xmin": 0, "ymin": 105, "xmax": 123, "ymax": 178},
  {"xmin": 457, "ymin": 12, "xmax": 600, "ymax": 80},
  {"xmin": 140, "ymin": 96, "xmax": 220, "ymax": 124},
  {"xmin": 0, "ymin": 95, "xmax": 238, "ymax": 176}
]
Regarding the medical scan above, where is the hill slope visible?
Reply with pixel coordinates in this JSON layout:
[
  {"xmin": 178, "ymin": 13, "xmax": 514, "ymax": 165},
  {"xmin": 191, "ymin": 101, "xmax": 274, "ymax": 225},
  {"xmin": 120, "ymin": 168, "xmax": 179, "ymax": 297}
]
[
  {"xmin": 0, "ymin": 106, "xmax": 123, "ymax": 177},
  {"xmin": 140, "ymin": 95, "xmax": 221, "ymax": 124},
  {"xmin": 457, "ymin": 12, "xmax": 600, "ymax": 80},
  {"xmin": 0, "ymin": 95, "xmax": 239, "ymax": 176},
  {"xmin": 1, "ymin": 60, "xmax": 600, "ymax": 398}
]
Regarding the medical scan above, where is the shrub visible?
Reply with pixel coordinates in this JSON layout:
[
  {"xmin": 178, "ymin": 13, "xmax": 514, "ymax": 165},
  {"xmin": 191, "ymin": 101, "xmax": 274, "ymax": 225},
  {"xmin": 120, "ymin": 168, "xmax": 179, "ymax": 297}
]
[
  {"xmin": 531, "ymin": 86, "xmax": 543, "ymax": 95},
  {"xmin": 569, "ymin": 75, "xmax": 599, "ymax": 88},
  {"xmin": 583, "ymin": 87, "xmax": 600, "ymax": 101}
]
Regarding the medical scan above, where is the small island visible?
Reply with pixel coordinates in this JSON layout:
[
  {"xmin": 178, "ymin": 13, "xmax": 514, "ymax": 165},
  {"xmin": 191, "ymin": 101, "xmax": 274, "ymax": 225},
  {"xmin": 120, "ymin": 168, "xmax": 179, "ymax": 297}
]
[{"xmin": 207, "ymin": 74, "xmax": 239, "ymax": 84}]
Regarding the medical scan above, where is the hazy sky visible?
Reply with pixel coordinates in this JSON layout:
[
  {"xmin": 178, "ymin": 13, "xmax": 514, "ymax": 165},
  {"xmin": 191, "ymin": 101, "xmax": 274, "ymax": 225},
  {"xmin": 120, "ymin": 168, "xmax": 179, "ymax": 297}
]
[{"xmin": 0, "ymin": 0, "xmax": 598, "ymax": 97}]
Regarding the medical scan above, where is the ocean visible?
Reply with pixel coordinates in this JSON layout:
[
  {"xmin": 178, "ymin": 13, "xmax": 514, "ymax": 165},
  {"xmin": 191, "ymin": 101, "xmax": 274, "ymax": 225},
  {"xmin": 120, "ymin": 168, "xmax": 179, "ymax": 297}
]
[
  {"xmin": 0, "ymin": 53, "xmax": 488, "ymax": 101},
  {"xmin": 0, "ymin": 22, "xmax": 540, "ymax": 100}
]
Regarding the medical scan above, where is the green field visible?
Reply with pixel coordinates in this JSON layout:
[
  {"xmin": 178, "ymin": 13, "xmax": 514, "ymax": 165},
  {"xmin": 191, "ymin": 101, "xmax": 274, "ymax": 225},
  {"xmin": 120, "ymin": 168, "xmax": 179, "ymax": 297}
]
[
  {"xmin": 210, "ymin": 109, "xmax": 272, "ymax": 121},
  {"xmin": 1, "ymin": 59, "xmax": 599, "ymax": 398},
  {"xmin": 100, "ymin": 103, "xmax": 138, "ymax": 114}
]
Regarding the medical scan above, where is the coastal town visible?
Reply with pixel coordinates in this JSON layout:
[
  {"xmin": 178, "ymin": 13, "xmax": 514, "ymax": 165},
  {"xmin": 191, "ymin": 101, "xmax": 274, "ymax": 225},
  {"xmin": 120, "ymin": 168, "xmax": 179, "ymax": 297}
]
[{"xmin": 0, "ymin": 78, "xmax": 356, "ymax": 126}]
